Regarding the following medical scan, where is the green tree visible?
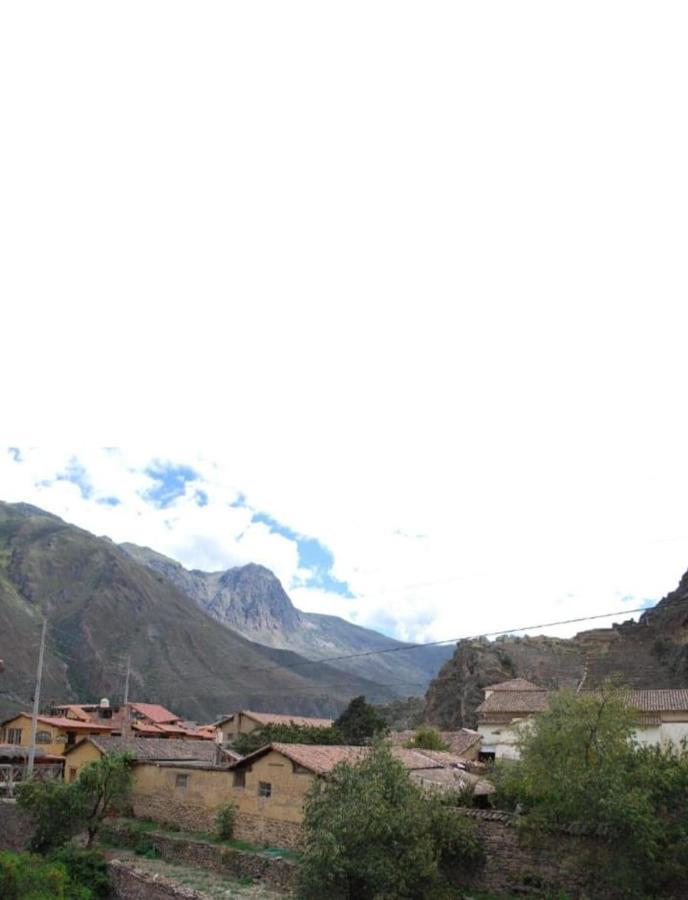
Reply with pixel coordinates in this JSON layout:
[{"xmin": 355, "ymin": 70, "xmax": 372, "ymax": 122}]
[
  {"xmin": 232, "ymin": 723, "xmax": 341, "ymax": 756},
  {"xmin": 17, "ymin": 753, "xmax": 132, "ymax": 852},
  {"xmin": 0, "ymin": 850, "xmax": 91, "ymax": 900},
  {"xmin": 17, "ymin": 779, "xmax": 87, "ymax": 853},
  {"xmin": 404, "ymin": 726, "xmax": 450, "ymax": 751},
  {"xmin": 493, "ymin": 687, "xmax": 688, "ymax": 898},
  {"xmin": 298, "ymin": 741, "xmax": 483, "ymax": 899},
  {"xmin": 76, "ymin": 753, "xmax": 133, "ymax": 847},
  {"xmin": 334, "ymin": 695, "xmax": 387, "ymax": 745}
]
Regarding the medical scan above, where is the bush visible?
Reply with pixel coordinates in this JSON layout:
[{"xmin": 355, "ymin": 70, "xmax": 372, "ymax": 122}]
[
  {"xmin": 0, "ymin": 850, "xmax": 90, "ymax": 900},
  {"xmin": 404, "ymin": 726, "xmax": 450, "ymax": 751},
  {"xmin": 297, "ymin": 741, "xmax": 483, "ymax": 899},
  {"xmin": 215, "ymin": 802, "xmax": 236, "ymax": 840},
  {"xmin": 47, "ymin": 847, "xmax": 111, "ymax": 899}
]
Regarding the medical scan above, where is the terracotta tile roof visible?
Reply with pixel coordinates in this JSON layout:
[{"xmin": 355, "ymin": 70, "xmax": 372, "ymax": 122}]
[
  {"xmin": 231, "ymin": 743, "xmax": 476, "ymax": 776},
  {"xmin": 129, "ymin": 703, "xmax": 180, "ymax": 724},
  {"xmin": 477, "ymin": 692, "xmax": 550, "ymax": 716},
  {"xmin": 34, "ymin": 715, "xmax": 115, "ymax": 731},
  {"xmin": 65, "ymin": 736, "xmax": 224, "ymax": 763},
  {"xmin": 388, "ymin": 729, "xmax": 482, "ymax": 756},
  {"xmin": 626, "ymin": 689, "xmax": 688, "ymax": 712},
  {"xmin": 53, "ymin": 705, "xmax": 94, "ymax": 722},
  {"xmin": 241, "ymin": 710, "xmax": 334, "ymax": 729},
  {"xmin": 479, "ymin": 688, "xmax": 688, "ymax": 718},
  {"xmin": 486, "ymin": 678, "xmax": 544, "ymax": 692}
]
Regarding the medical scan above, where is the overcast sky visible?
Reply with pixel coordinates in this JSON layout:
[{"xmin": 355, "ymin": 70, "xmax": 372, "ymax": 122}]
[{"xmin": 2, "ymin": 3, "xmax": 687, "ymax": 645}]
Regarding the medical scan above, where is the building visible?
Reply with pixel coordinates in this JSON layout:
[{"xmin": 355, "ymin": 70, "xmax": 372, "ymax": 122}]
[
  {"xmin": 476, "ymin": 679, "xmax": 688, "ymax": 760},
  {"xmin": 0, "ymin": 713, "xmax": 116, "ymax": 756},
  {"xmin": 50, "ymin": 700, "xmax": 213, "ymax": 740},
  {"xmin": 126, "ymin": 741, "xmax": 491, "ymax": 849},
  {"xmin": 62, "ymin": 735, "xmax": 240, "ymax": 782},
  {"xmin": 476, "ymin": 679, "xmax": 548, "ymax": 760},
  {"xmin": 212, "ymin": 710, "xmax": 334, "ymax": 744}
]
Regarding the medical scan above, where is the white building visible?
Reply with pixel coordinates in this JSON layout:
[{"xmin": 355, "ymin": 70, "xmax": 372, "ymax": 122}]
[{"xmin": 476, "ymin": 679, "xmax": 688, "ymax": 760}]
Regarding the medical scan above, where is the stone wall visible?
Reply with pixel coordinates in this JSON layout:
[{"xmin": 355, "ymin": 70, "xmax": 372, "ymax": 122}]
[
  {"xmin": 0, "ymin": 798, "xmax": 32, "ymax": 850},
  {"xmin": 233, "ymin": 810, "xmax": 303, "ymax": 850},
  {"xmin": 108, "ymin": 860, "xmax": 206, "ymax": 900},
  {"xmin": 103, "ymin": 823, "xmax": 296, "ymax": 892}
]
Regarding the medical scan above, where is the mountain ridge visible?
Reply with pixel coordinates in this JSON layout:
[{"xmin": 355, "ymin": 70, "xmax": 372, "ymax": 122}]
[{"xmin": 120, "ymin": 543, "xmax": 453, "ymax": 691}]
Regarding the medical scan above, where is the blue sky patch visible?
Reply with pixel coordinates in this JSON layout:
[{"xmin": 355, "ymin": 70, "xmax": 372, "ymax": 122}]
[
  {"xmin": 7, "ymin": 447, "xmax": 21, "ymax": 462},
  {"xmin": 143, "ymin": 462, "xmax": 199, "ymax": 508},
  {"xmin": 55, "ymin": 458, "xmax": 93, "ymax": 500},
  {"xmin": 97, "ymin": 496, "xmax": 121, "ymax": 507},
  {"xmin": 252, "ymin": 510, "xmax": 353, "ymax": 597},
  {"xmin": 195, "ymin": 489, "xmax": 209, "ymax": 507}
]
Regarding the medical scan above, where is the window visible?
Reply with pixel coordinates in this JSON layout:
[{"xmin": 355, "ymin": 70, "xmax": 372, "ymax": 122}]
[
  {"xmin": 68, "ymin": 768, "xmax": 77, "ymax": 783},
  {"xmin": 7, "ymin": 729, "xmax": 22, "ymax": 745},
  {"xmin": 175, "ymin": 774, "xmax": 189, "ymax": 788},
  {"xmin": 36, "ymin": 731, "xmax": 52, "ymax": 744},
  {"xmin": 258, "ymin": 781, "xmax": 272, "ymax": 798},
  {"xmin": 233, "ymin": 770, "xmax": 246, "ymax": 788}
]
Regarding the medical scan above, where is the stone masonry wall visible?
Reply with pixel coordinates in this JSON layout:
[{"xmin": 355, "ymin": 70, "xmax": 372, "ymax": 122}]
[
  {"xmin": 108, "ymin": 860, "xmax": 206, "ymax": 900},
  {"xmin": 0, "ymin": 799, "xmax": 32, "ymax": 851},
  {"xmin": 103, "ymin": 823, "xmax": 296, "ymax": 892}
]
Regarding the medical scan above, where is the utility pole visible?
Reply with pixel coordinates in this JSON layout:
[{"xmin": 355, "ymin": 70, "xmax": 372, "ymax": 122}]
[
  {"xmin": 27, "ymin": 618, "xmax": 47, "ymax": 778},
  {"xmin": 122, "ymin": 654, "xmax": 131, "ymax": 744}
]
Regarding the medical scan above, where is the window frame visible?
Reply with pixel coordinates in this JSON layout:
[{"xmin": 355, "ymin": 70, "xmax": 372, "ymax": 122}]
[{"xmin": 258, "ymin": 781, "xmax": 272, "ymax": 798}]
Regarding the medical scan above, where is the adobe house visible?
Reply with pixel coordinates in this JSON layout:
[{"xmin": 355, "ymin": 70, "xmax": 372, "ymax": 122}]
[
  {"xmin": 387, "ymin": 727, "xmax": 482, "ymax": 760},
  {"xmin": 212, "ymin": 710, "xmax": 334, "ymax": 744},
  {"xmin": 127, "ymin": 742, "xmax": 492, "ymax": 849},
  {"xmin": 62, "ymin": 735, "xmax": 239, "ymax": 782},
  {"xmin": 476, "ymin": 679, "xmax": 688, "ymax": 760},
  {"xmin": 0, "ymin": 712, "xmax": 115, "ymax": 757}
]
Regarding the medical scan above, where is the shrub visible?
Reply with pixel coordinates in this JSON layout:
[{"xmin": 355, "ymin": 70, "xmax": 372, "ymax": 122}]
[
  {"xmin": 215, "ymin": 802, "xmax": 236, "ymax": 840},
  {"xmin": 404, "ymin": 726, "xmax": 450, "ymax": 751},
  {"xmin": 0, "ymin": 849, "xmax": 90, "ymax": 900},
  {"xmin": 47, "ymin": 847, "xmax": 111, "ymax": 899}
]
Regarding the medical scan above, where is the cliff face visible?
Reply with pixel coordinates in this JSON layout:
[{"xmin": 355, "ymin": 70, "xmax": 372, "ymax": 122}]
[{"xmin": 423, "ymin": 569, "xmax": 688, "ymax": 729}]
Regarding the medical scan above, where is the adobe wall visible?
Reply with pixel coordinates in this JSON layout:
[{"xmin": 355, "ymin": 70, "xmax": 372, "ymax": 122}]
[{"xmin": 0, "ymin": 798, "xmax": 32, "ymax": 850}]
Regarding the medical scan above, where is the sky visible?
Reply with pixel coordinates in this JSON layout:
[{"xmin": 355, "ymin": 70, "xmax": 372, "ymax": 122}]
[{"xmin": 2, "ymin": 3, "xmax": 688, "ymax": 645}]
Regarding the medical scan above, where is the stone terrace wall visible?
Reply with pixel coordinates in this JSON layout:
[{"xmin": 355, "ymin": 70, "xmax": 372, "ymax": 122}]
[
  {"xmin": 234, "ymin": 810, "xmax": 303, "ymax": 850},
  {"xmin": 0, "ymin": 799, "xmax": 32, "ymax": 850},
  {"xmin": 103, "ymin": 824, "xmax": 295, "ymax": 892},
  {"xmin": 108, "ymin": 860, "xmax": 206, "ymax": 900}
]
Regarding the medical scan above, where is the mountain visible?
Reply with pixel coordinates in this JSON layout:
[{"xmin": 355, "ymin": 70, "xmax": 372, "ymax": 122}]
[
  {"xmin": 423, "ymin": 569, "xmax": 688, "ymax": 729},
  {"xmin": 0, "ymin": 501, "xmax": 397, "ymax": 723},
  {"xmin": 120, "ymin": 544, "xmax": 453, "ymax": 693}
]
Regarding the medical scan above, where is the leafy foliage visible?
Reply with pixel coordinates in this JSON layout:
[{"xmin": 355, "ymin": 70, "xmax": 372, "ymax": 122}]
[
  {"xmin": 47, "ymin": 847, "xmax": 111, "ymax": 899},
  {"xmin": 297, "ymin": 741, "xmax": 483, "ymax": 899},
  {"xmin": 232, "ymin": 723, "xmax": 341, "ymax": 756},
  {"xmin": 215, "ymin": 802, "xmax": 237, "ymax": 840},
  {"xmin": 0, "ymin": 850, "xmax": 93, "ymax": 900},
  {"xmin": 334, "ymin": 695, "xmax": 388, "ymax": 745},
  {"xmin": 404, "ymin": 726, "xmax": 450, "ymax": 751},
  {"xmin": 492, "ymin": 687, "xmax": 688, "ymax": 898},
  {"xmin": 18, "ymin": 753, "xmax": 133, "ymax": 852}
]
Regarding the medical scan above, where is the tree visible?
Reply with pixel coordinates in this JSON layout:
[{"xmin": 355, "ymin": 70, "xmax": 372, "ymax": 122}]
[
  {"xmin": 493, "ymin": 687, "xmax": 688, "ymax": 898},
  {"xmin": 17, "ymin": 753, "xmax": 132, "ymax": 852},
  {"xmin": 297, "ymin": 741, "xmax": 483, "ymax": 899},
  {"xmin": 404, "ymin": 726, "xmax": 450, "ymax": 751},
  {"xmin": 334, "ymin": 696, "xmax": 387, "ymax": 745},
  {"xmin": 76, "ymin": 753, "xmax": 133, "ymax": 847},
  {"xmin": 232, "ymin": 723, "xmax": 341, "ymax": 756}
]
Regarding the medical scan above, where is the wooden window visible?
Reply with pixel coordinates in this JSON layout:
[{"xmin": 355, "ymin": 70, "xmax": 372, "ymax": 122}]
[
  {"xmin": 233, "ymin": 770, "xmax": 245, "ymax": 788},
  {"xmin": 258, "ymin": 781, "xmax": 272, "ymax": 798},
  {"xmin": 7, "ymin": 729, "xmax": 22, "ymax": 745},
  {"xmin": 175, "ymin": 774, "xmax": 189, "ymax": 788},
  {"xmin": 36, "ymin": 731, "xmax": 52, "ymax": 744}
]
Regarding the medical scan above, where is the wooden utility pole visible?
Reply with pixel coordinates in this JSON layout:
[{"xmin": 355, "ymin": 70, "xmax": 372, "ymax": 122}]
[
  {"xmin": 122, "ymin": 654, "xmax": 131, "ymax": 744},
  {"xmin": 27, "ymin": 618, "xmax": 47, "ymax": 778}
]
